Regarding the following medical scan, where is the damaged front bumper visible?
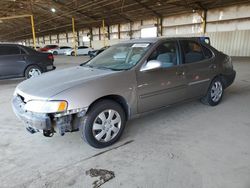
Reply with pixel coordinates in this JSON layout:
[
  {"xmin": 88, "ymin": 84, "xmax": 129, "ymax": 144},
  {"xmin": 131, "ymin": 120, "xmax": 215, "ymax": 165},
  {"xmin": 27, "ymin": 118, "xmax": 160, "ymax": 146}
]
[{"xmin": 12, "ymin": 95, "xmax": 87, "ymax": 137}]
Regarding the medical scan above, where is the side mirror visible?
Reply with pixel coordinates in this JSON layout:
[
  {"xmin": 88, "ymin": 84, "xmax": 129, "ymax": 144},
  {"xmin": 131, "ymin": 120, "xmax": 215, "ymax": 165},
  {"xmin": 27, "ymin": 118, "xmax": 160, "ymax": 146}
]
[{"xmin": 140, "ymin": 60, "xmax": 162, "ymax": 72}]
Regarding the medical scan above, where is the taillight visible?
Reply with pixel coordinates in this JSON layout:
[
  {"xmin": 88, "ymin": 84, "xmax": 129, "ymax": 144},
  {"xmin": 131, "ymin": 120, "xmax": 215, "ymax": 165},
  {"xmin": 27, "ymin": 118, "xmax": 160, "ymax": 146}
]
[{"xmin": 48, "ymin": 54, "xmax": 54, "ymax": 60}]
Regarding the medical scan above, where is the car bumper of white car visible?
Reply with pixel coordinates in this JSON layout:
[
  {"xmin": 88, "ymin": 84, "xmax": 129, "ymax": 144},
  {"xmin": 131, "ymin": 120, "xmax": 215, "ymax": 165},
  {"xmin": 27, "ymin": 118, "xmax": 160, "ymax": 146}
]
[{"xmin": 64, "ymin": 51, "xmax": 72, "ymax": 56}]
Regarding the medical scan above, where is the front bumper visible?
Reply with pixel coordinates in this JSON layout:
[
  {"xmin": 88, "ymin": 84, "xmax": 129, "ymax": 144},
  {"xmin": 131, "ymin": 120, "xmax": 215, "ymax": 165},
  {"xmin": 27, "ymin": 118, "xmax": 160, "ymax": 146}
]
[
  {"xmin": 12, "ymin": 95, "xmax": 87, "ymax": 136},
  {"xmin": 12, "ymin": 96, "xmax": 52, "ymax": 131},
  {"xmin": 64, "ymin": 51, "xmax": 72, "ymax": 56}
]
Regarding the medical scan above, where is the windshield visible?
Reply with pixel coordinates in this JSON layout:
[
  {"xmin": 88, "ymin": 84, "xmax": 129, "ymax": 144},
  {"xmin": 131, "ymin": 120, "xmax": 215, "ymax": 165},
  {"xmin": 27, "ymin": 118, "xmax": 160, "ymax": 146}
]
[{"xmin": 84, "ymin": 43, "xmax": 151, "ymax": 70}]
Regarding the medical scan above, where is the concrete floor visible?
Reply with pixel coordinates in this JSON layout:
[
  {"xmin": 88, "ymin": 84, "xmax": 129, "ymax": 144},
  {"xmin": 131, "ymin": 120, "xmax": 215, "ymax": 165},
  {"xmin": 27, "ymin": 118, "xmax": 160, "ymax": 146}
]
[{"xmin": 0, "ymin": 56, "xmax": 250, "ymax": 188}]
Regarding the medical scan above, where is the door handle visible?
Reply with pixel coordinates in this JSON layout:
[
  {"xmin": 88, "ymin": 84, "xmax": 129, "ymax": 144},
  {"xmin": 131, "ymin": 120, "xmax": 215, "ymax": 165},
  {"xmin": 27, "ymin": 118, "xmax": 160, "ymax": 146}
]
[
  {"xmin": 21, "ymin": 56, "xmax": 27, "ymax": 60},
  {"xmin": 176, "ymin": 71, "xmax": 185, "ymax": 76}
]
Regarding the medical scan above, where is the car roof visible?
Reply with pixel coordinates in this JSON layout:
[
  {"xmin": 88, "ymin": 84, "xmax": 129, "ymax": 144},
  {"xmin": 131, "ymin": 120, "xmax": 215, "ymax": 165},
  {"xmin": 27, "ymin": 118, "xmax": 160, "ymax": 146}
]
[
  {"xmin": 121, "ymin": 37, "xmax": 208, "ymax": 44},
  {"xmin": 0, "ymin": 43, "xmax": 22, "ymax": 46}
]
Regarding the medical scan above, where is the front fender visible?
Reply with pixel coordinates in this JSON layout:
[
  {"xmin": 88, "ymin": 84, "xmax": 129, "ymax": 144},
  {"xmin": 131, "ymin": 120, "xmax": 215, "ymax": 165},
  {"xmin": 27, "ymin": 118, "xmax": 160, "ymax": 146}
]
[{"xmin": 49, "ymin": 70, "xmax": 138, "ymax": 116}]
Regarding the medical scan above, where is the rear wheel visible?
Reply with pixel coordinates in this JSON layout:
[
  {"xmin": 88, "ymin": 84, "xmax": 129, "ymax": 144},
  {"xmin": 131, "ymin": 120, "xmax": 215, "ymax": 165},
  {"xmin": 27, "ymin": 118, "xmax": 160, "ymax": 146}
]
[
  {"xmin": 24, "ymin": 65, "xmax": 42, "ymax": 79},
  {"xmin": 53, "ymin": 51, "xmax": 58, "ymax": 55},
  {"xmin": 201, "ymin": 77, "xmax": 224, "ymax": 106},
  {"xmin": 80, "ymin": 100, "xmax": 126, "ymax": 148},
  {"xmin": 71, "ymin": 51, "xmax": 75, "ymax": 56}
]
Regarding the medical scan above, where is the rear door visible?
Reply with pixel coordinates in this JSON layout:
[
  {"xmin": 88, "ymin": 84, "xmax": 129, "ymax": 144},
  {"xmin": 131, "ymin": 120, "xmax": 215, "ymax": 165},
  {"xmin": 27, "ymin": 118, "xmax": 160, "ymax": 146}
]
[
  {"xmin": 179, "ymin": 39, "xmax": 217, "ymax": 99},
  {"xmin": 136, "ymin": 40, "xmax": 187, "ymax": 113},
  {"xmin": 78, "ymin": 46, "xmax": 89, "ymax": 55},
  {"xmin": 60, "ymin": 46, "xmax": 71, "ymax": 54},
  {"xmin": 0, "ymin": 45, "xmax": 27, "ymax": 78}
]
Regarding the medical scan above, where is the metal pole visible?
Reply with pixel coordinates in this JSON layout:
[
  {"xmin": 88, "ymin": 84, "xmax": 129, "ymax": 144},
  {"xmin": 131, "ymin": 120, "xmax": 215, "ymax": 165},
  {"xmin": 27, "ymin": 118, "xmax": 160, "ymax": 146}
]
[
  {"xmin": 202, "ymin": 10, "xmax": 207, "ymax": 34},
  {"xmin": 102, "ymin": 19, "xmax": 106, "ymax": 47},
  {"xmin": 0, "ymin": 14, "xmax": 37, "ymax": 47},
  {"xmin": 30, "ymin": 15, "xmax": 36, "ymax": 49},
  {"xmin": 72, "ymin": 17, "xmax": 77, "ymax": 56},
  {"xmin": 0, "ymin": 14, "xmax": 31, "ymax": 20}
]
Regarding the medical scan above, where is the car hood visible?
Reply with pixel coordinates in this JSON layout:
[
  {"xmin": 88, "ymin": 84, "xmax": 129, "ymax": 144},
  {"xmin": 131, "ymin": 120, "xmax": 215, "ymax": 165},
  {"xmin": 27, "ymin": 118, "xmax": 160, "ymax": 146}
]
[{"xmin": 16, "ymin": 66, "xmax": 116, "ymax": 101}]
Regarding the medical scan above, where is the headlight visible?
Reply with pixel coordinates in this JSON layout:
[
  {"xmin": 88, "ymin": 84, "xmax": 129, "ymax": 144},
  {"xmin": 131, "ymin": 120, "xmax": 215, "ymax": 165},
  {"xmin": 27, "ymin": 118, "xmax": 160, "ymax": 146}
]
[{"xmin": 25, "ymin": 100, "xmax": 68, "ymax": 113}]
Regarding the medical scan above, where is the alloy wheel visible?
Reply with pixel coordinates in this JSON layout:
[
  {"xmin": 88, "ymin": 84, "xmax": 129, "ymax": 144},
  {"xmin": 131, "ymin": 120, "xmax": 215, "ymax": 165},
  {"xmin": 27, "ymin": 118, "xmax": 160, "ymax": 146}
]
[
  {"xmin": 28, "ymin": 68, "xmax": 41, "ymax": 78},
  {"xmin": 92, "ymin": 109, "xmax": 121, "ymax": 143},
  {"xmin": 211, "ymin": 81, "xmax": 223, "ymax": 102}
]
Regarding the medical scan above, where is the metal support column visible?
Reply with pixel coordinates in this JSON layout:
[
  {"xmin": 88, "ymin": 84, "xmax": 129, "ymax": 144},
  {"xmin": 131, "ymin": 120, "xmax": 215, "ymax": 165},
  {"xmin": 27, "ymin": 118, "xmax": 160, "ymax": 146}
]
[
  {"xmin": 102, "ymin": 19, "xmax": 107, "ymax": 47},
  {"xmin": 72, "ymin": 17, "xmax": 77, "ymax": 56}
]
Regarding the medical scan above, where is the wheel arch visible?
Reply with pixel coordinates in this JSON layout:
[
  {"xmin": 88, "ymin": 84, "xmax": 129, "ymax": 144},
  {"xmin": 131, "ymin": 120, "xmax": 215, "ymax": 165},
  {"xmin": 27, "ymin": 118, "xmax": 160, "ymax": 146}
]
[
  {"xmin": 23, "ymin": 64, "xmax": 43, "ymax": 76},
  {"xmin": 87, "ymin": 95, "xmax": 130, "ymax": 120},
  {"xmin": 212, "ymin": 74, "xmax": 227, "ymax": 88}
]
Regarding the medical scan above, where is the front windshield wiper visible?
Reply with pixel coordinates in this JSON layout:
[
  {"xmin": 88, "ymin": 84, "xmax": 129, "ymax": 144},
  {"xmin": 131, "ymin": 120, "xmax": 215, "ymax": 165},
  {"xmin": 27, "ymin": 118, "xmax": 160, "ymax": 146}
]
[
  {"xmin": 80, "ymin": 60, "xmax": 91, "ymax": 66},
  {"xmin": 95, "ymin": 66, "xmax": 124, "ymax": 71},
  {"xmin": 81, "ymin": 64, "xmax": 125, "ymax": 71},
  {"xmin": 81, "ymin": 64, "xmax": 94, "ymax": 68}
]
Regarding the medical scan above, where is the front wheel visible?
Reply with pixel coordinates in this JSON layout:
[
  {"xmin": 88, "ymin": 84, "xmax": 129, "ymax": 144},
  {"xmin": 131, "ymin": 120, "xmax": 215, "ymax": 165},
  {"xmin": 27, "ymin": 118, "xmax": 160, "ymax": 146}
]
[
  {"xmin": 80, "ymin": 100, "xmax": 126, "ymax": 148},
  {"xmin": 201, "ymin": 77, "xmax": 224, "ymax": 106}
]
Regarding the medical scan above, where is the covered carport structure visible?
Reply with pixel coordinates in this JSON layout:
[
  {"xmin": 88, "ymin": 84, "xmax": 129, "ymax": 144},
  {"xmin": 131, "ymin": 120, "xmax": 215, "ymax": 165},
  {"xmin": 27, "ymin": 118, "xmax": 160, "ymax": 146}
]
[
  {"xmin": 0, "ymin": 1, "xmax": 250, "ymax": 188},
  {"xmin": 1, "ymin": 0, "xmax": 250, "ymax": 57}
]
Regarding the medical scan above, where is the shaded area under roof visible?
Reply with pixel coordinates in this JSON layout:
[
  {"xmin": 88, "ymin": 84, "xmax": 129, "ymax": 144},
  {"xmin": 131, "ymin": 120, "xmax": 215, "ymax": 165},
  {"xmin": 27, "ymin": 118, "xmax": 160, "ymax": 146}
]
[{"xmin": 0, "ymin": 0, "xmax": 250, "ymax": 41}]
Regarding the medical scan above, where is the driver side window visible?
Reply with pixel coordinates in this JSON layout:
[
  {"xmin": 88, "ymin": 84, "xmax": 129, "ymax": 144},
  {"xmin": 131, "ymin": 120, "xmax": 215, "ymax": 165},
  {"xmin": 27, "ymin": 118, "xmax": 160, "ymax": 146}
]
[{"xmin": 148, "ymin": 41, "xmax": 178, "ymax": 68}]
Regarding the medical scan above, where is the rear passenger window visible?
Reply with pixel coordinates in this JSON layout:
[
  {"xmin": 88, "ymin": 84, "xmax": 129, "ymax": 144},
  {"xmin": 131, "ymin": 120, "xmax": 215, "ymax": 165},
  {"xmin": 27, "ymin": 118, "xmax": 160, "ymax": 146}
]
[
  {"xmin": 181, "ymin": 40, "xmax": 205, "ymax": 64},
  {"xmin": 20, "ymin": 48, "xmax": 26, "ymax": 54},
  {"xmin": 148, "ymin": 41, "xmax": 178, "ymax": 68},
  {"xmin": 0, "ymin": 46, "xmax": 20, "ymax": 55}
]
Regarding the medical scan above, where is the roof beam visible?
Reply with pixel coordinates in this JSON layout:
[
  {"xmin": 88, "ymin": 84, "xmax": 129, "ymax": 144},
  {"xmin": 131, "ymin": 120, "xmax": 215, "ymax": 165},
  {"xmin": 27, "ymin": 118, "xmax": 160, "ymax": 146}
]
[{"xmin": 133, "ymin": 0, "xmax": 162, "ymax": 17}]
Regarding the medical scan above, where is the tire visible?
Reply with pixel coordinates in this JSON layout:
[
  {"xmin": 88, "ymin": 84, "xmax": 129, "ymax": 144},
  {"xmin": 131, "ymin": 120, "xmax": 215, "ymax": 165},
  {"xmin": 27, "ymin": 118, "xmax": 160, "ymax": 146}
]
[
  {"xmin": 53, "ymin": 51, "xmax": 58, "ymax": 55},
  {"xmin": 80, "ymin": 100, "xmax": 126, "ymax": 148},
  {"xmin": 71, "ymin": 51, "xmax": 75, "ymax": 56},
  {"xmin": 201, "ymin": 77, "xmax": 224, "ymax": 106},
  {"xmin": 24, "ymin": 65, "xmax": 42, "ymax": 79}
]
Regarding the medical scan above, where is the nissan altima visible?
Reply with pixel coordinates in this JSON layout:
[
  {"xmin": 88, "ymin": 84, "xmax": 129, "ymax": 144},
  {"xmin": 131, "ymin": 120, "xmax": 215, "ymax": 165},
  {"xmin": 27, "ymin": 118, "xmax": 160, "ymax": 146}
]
[{"xmin": 12, "ymin": 37, "xmax": 236, "ymax": 148}]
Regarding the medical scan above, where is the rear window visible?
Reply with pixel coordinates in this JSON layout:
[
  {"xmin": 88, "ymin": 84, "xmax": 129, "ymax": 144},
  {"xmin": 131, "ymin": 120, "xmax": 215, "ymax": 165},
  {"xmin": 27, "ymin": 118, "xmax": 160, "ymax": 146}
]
[
  {"xmin": 0, "ymin": 45, "xmax": 21, "ymax": 55},
  {"xmin": 60, "ymin": 46, "xmax": 71, "ymax": 49},
  {"xmin": 78, "ymin": 46, "xmax": 88, "ymax": 49},
  {"xmin": 181, "ymin": 40, "xmax": 205, "ymax": 64},
  {"xmin": 45, "ymin": 45, "xmax": 58, "ymax": 48}
]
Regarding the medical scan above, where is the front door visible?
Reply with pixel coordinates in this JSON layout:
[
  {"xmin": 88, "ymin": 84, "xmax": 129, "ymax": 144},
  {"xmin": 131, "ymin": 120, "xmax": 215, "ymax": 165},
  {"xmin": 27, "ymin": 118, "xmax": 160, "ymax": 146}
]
[{"xmin": 136, "ymin": 40, "xmax": 187, "ymax": 113}]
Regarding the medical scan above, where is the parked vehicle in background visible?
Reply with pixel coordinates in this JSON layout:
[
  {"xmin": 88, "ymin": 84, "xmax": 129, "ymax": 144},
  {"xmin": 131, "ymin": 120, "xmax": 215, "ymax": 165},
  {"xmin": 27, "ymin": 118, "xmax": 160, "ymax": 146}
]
[
  {"xmin": 0, "ymin": 44, "xmax": 55, "ymax": 79},
  {"xmin": 64, "ymin": 46, "xmax": 93, "ymax": 56},
  {"xmin": 88, "ymin": 46, "xmax": 110, "ymax": 58},
  {"xmin": 12, "ymin": 37, "xmax": 236, "ymax": 148},
  {"xmin": 39, "ymin": 45, "xmax": 59, "ymax": 52},
  {"xmin": 48, "ymin": 46, "xmax": 72, "ymax": 55},
  {"xmin": 28, "ymin": 46, "xmax": 41, "ymax": 51}
]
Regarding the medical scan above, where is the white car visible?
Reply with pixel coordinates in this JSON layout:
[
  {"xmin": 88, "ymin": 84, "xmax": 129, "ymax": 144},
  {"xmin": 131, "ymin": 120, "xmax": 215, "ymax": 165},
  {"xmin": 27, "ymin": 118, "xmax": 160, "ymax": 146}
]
[
  {"xmin": 48, "ymin": 46, "xmax": 72, "ymax": 55},
  {"xmin": 64, "ymin": 46, "xmax": 93, "ymax": 56}
]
